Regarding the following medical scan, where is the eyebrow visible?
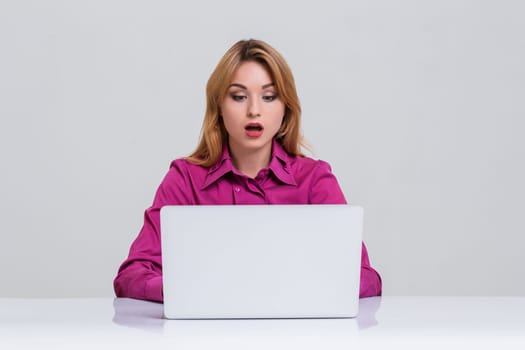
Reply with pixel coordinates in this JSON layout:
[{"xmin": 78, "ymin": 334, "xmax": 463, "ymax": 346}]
[{"xmin": 229, "ymin": 83, "xmax": 275, "ymax": 90}]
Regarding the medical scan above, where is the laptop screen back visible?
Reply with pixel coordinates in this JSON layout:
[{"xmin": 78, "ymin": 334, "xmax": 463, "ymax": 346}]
[{"xmin": 160, "ymin": 204, "xmax": 363, "ymax": 319}]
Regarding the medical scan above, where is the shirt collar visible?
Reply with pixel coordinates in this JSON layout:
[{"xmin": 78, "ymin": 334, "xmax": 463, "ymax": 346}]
[
  {"xmin": 201, "ymin": 139, "xmax": 297, "ymax": 189},
  {"xmin": 201, "ymin": 145, "xmax": 234, "ymax": 189},
  {"xmin": 268, "ymin": 139, "xmax": 297, "ymax": 186}
]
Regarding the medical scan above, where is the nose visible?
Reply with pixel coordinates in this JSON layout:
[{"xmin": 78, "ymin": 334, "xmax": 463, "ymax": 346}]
[{"xmin": 247, "ymin": 98, "xmax": 261, "ymax": 118}]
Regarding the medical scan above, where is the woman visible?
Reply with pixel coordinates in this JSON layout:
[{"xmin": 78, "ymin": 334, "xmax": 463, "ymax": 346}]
[{"xmin": 114, "ymin": 39, "xmax": 382, "ymax": 302}]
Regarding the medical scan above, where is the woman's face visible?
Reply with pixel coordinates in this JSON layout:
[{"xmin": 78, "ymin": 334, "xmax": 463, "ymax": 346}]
[{"xmin": 220, "ymin": 60, "xmax": 285, "ymax": 159}]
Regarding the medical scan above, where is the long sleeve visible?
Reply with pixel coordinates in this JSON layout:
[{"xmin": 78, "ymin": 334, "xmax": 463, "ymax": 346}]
[
  {"xmin": 113, "ymin": 161, "xmax": 192, "ymax": 303},
  {"xmin": 358, "ymin": 242, "xmax": 382, "ymax": 298},
  {"xmin": 309, "ymin": 160, "xmax": 382, "ymax": 298},
  {"xmin": 113, "ymin": 206, "xmax": 164, "ymax": 302}
]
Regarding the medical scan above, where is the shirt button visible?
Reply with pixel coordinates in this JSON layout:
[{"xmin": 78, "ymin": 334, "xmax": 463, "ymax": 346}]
[{"xmin": 234, "ymin": 187, "xmax": 241, "ymax": 192}]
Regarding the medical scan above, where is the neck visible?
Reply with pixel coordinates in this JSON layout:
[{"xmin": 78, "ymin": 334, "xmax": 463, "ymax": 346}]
[{"xmin": 228, "ymin": 142, "xmax": 272, "ymax": 179}]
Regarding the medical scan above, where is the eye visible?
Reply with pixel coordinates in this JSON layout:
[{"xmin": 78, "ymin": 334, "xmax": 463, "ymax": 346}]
[
  {"xmin": 231, "ymin": 94, "xmax": 247, "ymax": 102},
  {"xmin": 263, "ymin": 94, "xmax": 278, "ymax": 102}
]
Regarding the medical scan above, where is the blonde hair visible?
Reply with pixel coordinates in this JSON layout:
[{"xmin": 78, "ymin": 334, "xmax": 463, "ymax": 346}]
[{"xmin": 186, "ymin": 39, "xmax": 306, "ymax": 167}]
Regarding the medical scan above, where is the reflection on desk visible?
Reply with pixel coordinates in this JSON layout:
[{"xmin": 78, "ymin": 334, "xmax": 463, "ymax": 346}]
[{"xmin": 1, "ymin": 297, "xmax": 524, "ymax": 349}]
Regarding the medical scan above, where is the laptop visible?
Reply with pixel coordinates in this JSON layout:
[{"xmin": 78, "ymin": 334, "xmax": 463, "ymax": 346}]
[{"xmin": 160, "ymin": 204, "xmax": 363, "ymax": 319}]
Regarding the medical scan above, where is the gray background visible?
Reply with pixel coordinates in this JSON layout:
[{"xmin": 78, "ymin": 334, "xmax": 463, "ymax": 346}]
[{"xmin": 1, "ymin": 0, "xmax": 523, "ymax": 297}]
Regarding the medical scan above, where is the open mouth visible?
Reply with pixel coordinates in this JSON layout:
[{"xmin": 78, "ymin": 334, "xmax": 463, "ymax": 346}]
[
  {"xmin": 245, "ymin": 123, "xmax": 263, "ymax": 132},
  {"xmin": 244, "ymin": 123, "xmax": 264, "ymax": 137}
]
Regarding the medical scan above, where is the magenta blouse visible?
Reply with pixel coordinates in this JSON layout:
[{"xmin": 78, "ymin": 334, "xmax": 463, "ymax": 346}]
[{"xmin": 114, "ymin": 139, "xmax": 382, "ymax": 302}]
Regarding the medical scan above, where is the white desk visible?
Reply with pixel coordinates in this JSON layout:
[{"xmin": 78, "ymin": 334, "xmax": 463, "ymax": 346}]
[{"xmin": 1, "ymin": 297, "xmax": 524, "ymax": 349}]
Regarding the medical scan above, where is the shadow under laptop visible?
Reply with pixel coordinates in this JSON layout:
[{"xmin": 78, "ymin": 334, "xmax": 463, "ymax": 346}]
[{"xmin": 112, "ymin": 296, "xmax": 381, "ymax": 346}]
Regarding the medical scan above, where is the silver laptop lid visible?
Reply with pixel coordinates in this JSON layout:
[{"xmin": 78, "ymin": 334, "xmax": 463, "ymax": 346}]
[{"xmin": 160, "ymin": 204, "xmax": 363, "ymax": 319}]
